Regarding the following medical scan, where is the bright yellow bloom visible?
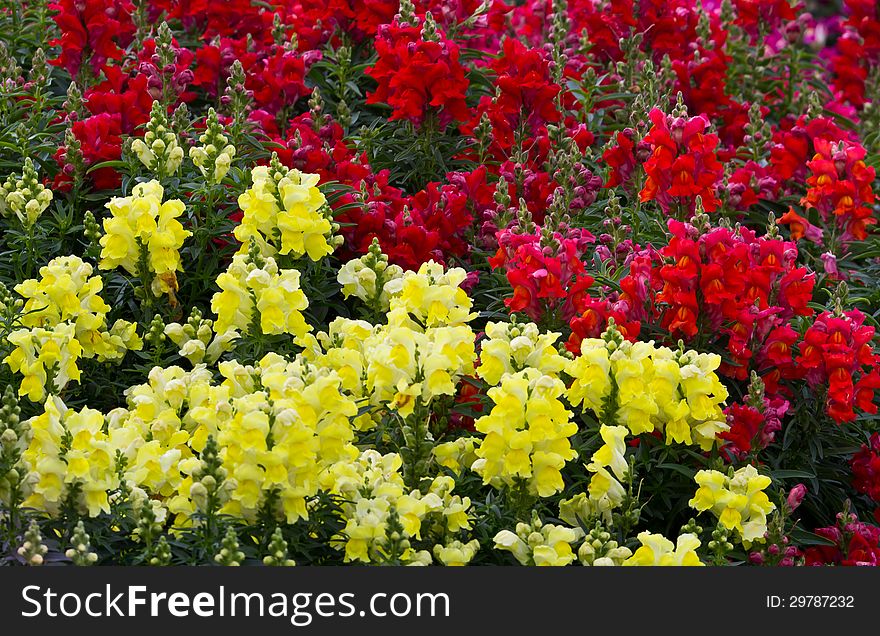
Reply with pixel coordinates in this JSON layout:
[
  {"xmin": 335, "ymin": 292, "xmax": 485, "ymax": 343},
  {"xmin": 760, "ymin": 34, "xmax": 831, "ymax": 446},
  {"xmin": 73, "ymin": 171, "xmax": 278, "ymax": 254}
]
[
  {"xmin": 689, "ymin": 465, "xmax": 776, "ymax": 544},
  {"xmin": 472, "ymin": 370, "xmax": 577, "ymax": 497},
  {"xmin": 623, "ymin": 531, "xmax": 704, "ymax": 566},
  {"xmin": 99, "ymin": 180, "xmax": 190, "ymax": 298},
  {"xmin": 234, "ymin": 162, "xmax": 337, "ymax": 261},
  {"xmin": 211, "ymin": 253, "xmax": 310, "ymax": 338},
  {"xmin": 565, "ymin": 338, "xmax": 612, "ymax": 414},
  {"xmin": 433, "ymin": 539, "xmax": 480, "ymax": 566},
  {"xmin": 326, "ymin": 450, "xmax": 473, "ymax": 564},
  {"xmin": 432, "ymin": 436, "xmax": 478, "ymax": 474},
  {"xmin": 21, "ymin": 397, "xmax": 118, "ymax": 517},
  {"xmin": 4, "ymin": 323, "xmax": 82, "ymax": 401},
  {"xmin": 385, "ymin": 261, "xmax": 475, "ymax": 329},
  {"xmin": 566, "ymin": 331, "xmax": 729, "ymax": 450},
  {"xmin": 13, "ymin": 255, "xmax": 142, "ymax": 362},
  {"xmin": 477, "ymin": 320, "xmax": 567, "ymax": 386},
  {"xmin": 493, "ymin": 514, "xmax": 583, "ymax": 566}
]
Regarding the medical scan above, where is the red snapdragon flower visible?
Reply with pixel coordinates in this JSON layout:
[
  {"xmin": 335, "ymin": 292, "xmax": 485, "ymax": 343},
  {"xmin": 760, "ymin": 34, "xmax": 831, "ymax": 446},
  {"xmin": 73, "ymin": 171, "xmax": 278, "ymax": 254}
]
[
  {"xmin": 639, "ymin": 108, "xmax": 724, "ymax": 214},
  {"xmin": 801, "ymin": 138, "xmax": 877, "ymax": 242},
  {"xmin": 53, "ymin": 113, "xmax": 124, "ymax": 191},
  {"xmin": 796, "ymin": 309, "xmax": 879, "ymax": 423},
  {"xmin": 805, "ymin": 515, "xmax": 880, "ymax": 566},
  {"xmin": 49, "ymin": 0, "xmax": 135, "ymax": 79},
  {"xmin": 490, "ymin": 226, "xmax": 595, "ymax": 323},
  {"xmin": 366, "ymin": 19, "xmax": 470, "ymax": 127}
]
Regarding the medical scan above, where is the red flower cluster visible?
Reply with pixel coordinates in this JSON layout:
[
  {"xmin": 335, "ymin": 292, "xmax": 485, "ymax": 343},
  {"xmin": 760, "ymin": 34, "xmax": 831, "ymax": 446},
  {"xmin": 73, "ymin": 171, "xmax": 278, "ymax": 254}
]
[
  {"xmin": 366, "ymin": 18, "xmax": 470, "ymax": 127},
  {"xmin": 468, "ymin": 37, "xmax": 560, "ymax": 158},
  {"xmin": 720, "ymin": 395, "xmax": 789, "ymax": 459},
  {"xmin": 333, "ymin": 170, "xmax": 477, "ymax": 272},
  {"xmin": 620, "ymin": 219, "xmax": 815, "ymax": 379},
  {"xmin": 639, "ymin": 108, "xmax": 724, "ymax": 214},
  {"xmin": 801, "ymin": 138, "xmax": 877, "ymax": 242},
  {"xmin": 805, "ymin": 514, "xmax": 880, "ymax": 566},
  {"xmin": 830, "ymin": 0, "xmax": 880, "ymax": 107},
  {"xmin": 489, "ymin": 225, "xmax": 595, "ymax": 323},
  {"xmin": 795, "ymin": 310, "xmax": 880, "ymax": 423},
  {"xmin": 49, "ymin": 0, "xmax": 135, "ymax": 79},
  {"xmin": 605, "ymin": 107, "xmax": 724, "ymax": 215}
]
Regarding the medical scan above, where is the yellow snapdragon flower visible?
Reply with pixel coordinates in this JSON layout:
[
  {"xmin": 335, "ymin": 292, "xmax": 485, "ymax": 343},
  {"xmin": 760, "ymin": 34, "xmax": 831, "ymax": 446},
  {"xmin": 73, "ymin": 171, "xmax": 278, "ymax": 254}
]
[
  {"xmin": 493, "ymin": 514, "xmax": 583, "ymax": 566},
  {"xmin": 325, "ymin": 450, "xmax": 473, "ymax": 564},
  {"xmin": 0, "ymin": 158, "xmax": 53, "ymax": 227},
  {"xmin": 211, "ymin": 253, "xmax": 310, "ymax": 337},
  {"xmin": 234, "ymin": 161, "xmax": 338, "ymax": 261},
  {"xmin": 477, "ymin": 320, "xmax": 567, "ymax": 386},
  {"xmin": 566, "ymin": 331, "xmax": 729, "ymax": 450},
  {"xmin": 384, "ymin": 260, "xmax": 475, "ymax": 329},
  {"xmin": 131, "ymin": 101, "xmax": 184, "ymax": 178},
  {"xmin": 189, "ymin": 108, "xmax": 235, "ymax": 184},
  {"xmin": 432, "ymin": 436, "xmax": 479, "ymax": 474},
  {"xmin": 434, "ymin": 539, "xmax": 481, "ymax": 566},
  {"xmin": 21, "ymin": 397, "xmax": 118, "ymax": 517},
  {"xmin": 472, "ymin": 369, "xmax": 577, "ymax": 497},
  {"xmin": 689, "ymin": 465, "xmax": 776, "ymax": 544},
  {"xmin": 623, "ymin": 531, "xmax": 704, "ymax": 566},
  {"xmin": 4, "ymin": 323, "xmax": 82, "ymax": 401},
  {"xmin": 365, "ymin": 324, "xmax": 476, "ymax": 417},
  {"xmin": 99, "ymin": 180, "xmax": 190, "ymax": 298},
  {"xmin": 14, "ymin": 255, "xmax": 142, "ymax": 361}
]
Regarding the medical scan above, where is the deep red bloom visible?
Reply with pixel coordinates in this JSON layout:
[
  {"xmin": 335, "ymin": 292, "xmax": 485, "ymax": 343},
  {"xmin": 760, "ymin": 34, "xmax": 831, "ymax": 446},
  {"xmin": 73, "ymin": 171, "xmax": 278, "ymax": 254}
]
[
  {"xmin": 801, "ymin": 138, "xmax": 877, "ymax": 242},
  {"xmin": 639, "ymin": 108, "xmax": 723, "ymax": 214},
  {"xmin": 366, "ymin": 20, "xmax": 470, "ymax": 127},
  {"xmin": 49, "ymin": 0, "xmax": 135, "ymax": 78},
  {"xmin": 54, "ymin": 113, "xmax": 124, "ymax": 191}
]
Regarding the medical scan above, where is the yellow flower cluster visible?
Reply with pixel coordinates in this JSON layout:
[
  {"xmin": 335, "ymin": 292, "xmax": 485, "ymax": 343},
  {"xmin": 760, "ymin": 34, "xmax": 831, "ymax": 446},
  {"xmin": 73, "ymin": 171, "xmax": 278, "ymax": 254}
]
[
  {"xmin": 584, "ymin": 424, "xmax": 630, "ymax": 521},
  {"xmin": 689, "ymin": 465, "xmax": 776, "ymax": 544},
  {"xmin": 472, "ymin": 370, "xmax": 577, "ymax": 497},
  {"xmin": 234, "ymin": 163, "xmax": 338, "ymax": 261},
  {"xmin": 477, "ymin": 320, "xmax": 567, "ymax": 386},
  {"xmin": 99, "ymin": 180, "xmax": 190, "ymax": 298},
  {"xmin": 327, "ymin": 451, "xmax": 473, "ymax": 564},
  {"xmin": 25, "ymin": 355, "xmax": 362, "ymax": 526},
  {"xmin": 164, "ymin": 310, "xmax": 238, "ymax": 366},
  {"xmin": 384, "ymin": 261, "xmax": 475, "ymax": 328},
  {"xmin": 21, "ymin": 397, "xmax": 117, "ymax": 517},
  {"xmin": 298, "ymin": 258, "xmax": 478, "ymax": 426},
  {"xmin": 434, "ymin": 539, "xmax": 481, "ymax": 566},
  {"xmin": 368, "ymin": 325, "xmax": 476, "ymax": 418},
  {"xmin": 299, "ymin": 319, "xmax": 475, "ymax": 423},
  {"xmin": 211, "ymin": 252, "xmax": 310, "ymax": 338},
  {"xmin": 432, "ymin": 436, "xmax": 478, "ymax": 474},
  {"xmin": 215, "ymin": 355, "xmax": 359, "ymax": 523},
  {"xmin": 623, "ymin": 531, "xmax": 704, "ymax": 566},
  {"xmin": 566, "ymin": 336, "xmax": 729, "ymax": 450},
  {"xmin": 0, "ymin": 158, "xmax": 53, "ymax": 227},
  {"xmin": 296, "ymin": 317, "xmax": 377, "ymax": 410},
  {"xmin": 493, "ymin": 514, "xmax": 583, "ymax": 566},
  {"xmin": 4, "ymin": 256, "xmax": 142, "ymax": 401},
  {"xmin": 5, "ymin": 323, "xmax": 83, "ymax": 401},
  {"xmin": 14, "ymin": 255, "xmax": 141, "ymax": 360}
]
